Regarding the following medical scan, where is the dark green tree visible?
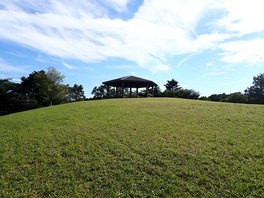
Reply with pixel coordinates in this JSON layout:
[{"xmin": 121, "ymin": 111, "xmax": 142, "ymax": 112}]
[
  {"xmin": 176, "ymin": 89, "xmax": 200, "ymax": 99},
  {"xmin": 68, "ymin": 84, "xmax": 86, "ymax": 101},
  {"xmin": 91, "ymin": 85, "xmax": 107, "ymax": 99},
  {"xmin": 226, "ymin": 92, "xmax": 248, "ymax": 103},
  {"xmin": 164, "ymin": 79, "xmax": 181, "ymax": 92},
  {"xmin": 153, "ymin": 86, "xmax": 163, "ymax": 97},
  {"xmin": 0, "ymin": 79, "xmax": 21, "ymax": 115},
  {"xmin": 208, "ymin": 93, "xmax": 228, "ymax": 102},
  {"xmin": 245, "ymin": 73, "xmax": 264, "ymax": 104},
  {"xmin": 164, "ymin": 79, "xmax": 182, "ymax": 97},
  {"xmin": 20, "ymin": 70, "xmax": 50, "ymax": 108}
]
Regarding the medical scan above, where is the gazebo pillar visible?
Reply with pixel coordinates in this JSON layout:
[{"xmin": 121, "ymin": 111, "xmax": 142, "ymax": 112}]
[
  {"xmin": 121, "ymin": 82, "xmax": 124, "ymax": 98},
  {"xmin": 129, "ymin": 87, "xmax": 132, "ymax": 98},
  {"xmin": 115, "ymin": 87, "xmax": 118, "ymax": 97},
  {"xmin": 146, "ymin": 85, "xmax": 149, "ymax": 97},
  {"xmin": 136, "ymin": 88, "xmax": 139, "ymax": 97},
  {"xmin": 106, "ymin": 85, "xmax": 110, "ymax": 97}
]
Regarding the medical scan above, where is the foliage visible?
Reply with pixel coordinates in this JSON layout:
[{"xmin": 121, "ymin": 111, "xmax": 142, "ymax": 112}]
[
  {"xmin": 164, "ymin": 79, "xmax": 181, "ymax": 92},
  {"xmin": 153, "ymin": 86, "xmax": 163, "ymax": 97},
  {"xmin": 163, "ymin": 79, "xmax": 200, "ymax": 99},
  {"xmin": 207, "ymin": 73, "xmax": 264, "ymax": 104},
  {"xmin": 91, "ymin": 85, "xmax": 133, "ymax": 98},
  {"xmin": 67, "ymin": 84, "xmax": 86, "ymax": 101},
  {"xmin": 46, "ymin": 67, "xmax": 66, "ymax": 106},
  {"xmin": 245, "ymin": 73, "xmax": 264, "ymax": 104},
  {"xmin": 163, "ymin": 89, "xmax": 176, "ymax": 97},
  {"xmin": 207, "ymin": 92, "xmax": 249, "ymax": 104},
  {"xmin": 0, "ymin": 67, "xmax": 85, "ymax": 115},
  {"xmin": 91, "ymin": 84, "xmax": 108, "ymax": 99},
  {"xmin": 0, "ymin": 79, "xmax": 21, "ymax": 115},
  {"xmin": 0, "ymin": 98, "xmax": 263, "ymax": 197},
  {"xmin": 114, "ymin": 87, "xmax": 129, "ymax": 97},
  {"xmin": 208, "ymin": 93, "xmax": 228, "ymax": 102},
  {"xmin": 138, "ymin": 86, "xmax": 162, "ymax": 97},
  {"xmin": 20, "ymin": 70, "xmax": 50, "ymax": 108},
  {"xmin": 199, "ymin": 96, "xmax": 208, "ymax": 100},
  {"xmin": 226, "ymin": 92, "xmax": 248, "ymax": 103},
  {"xmin": 176, "ymin": 89, "xmax": 200, "ymax": 99}
]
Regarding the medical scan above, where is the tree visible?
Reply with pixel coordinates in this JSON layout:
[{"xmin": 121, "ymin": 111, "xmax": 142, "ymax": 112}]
[
  {"xmin": 20, "ymin": 67, "xmax": 67, "ymax": 107},
  {"xmin": 91, "ymin": 85, "xmax": 107, "ymax": 99},
  {"xmin": 138, "ymin": 86, "xmax": 161, "ymax": 97},
  {"xmin": 153, "ymin": 86, "xmax": 163, "ymax": 97},
  {"xmin": 176, "ymin": 89, "xmax": 200, "ymax": 99},
  {"xmin": 208, "ymin": 93, "xmax": 228, "ymax": 102},
  {"xmin": 1, "ymin": 67, "xmax": 85, "ymax": 115},
  {"xmin": 226, "ymin": 92, "xmax": 248, "ymax": 103},
  {"xmin": 0, "ymin": 79, "xmax": 21, "ymax": 115},
  {"xmin": 20, "ymin": 70, "xmax": 50, "ymax": 108},
  {"xmin": 163, "ymin": 79, "xmax": 182, "ymax": 97},
  {"xmin": 164, "ymin": 79, "xmax": 181, "ymax": 92},
  {"xmin": 46, "ymin": 67, "xmax": 66, "ymax": 106},
  {"xmin": 245, "ymin": 73, "xmax": 264, "ymax": 104},
  {"xmin": 68, "ymin": 84, "xmax": 86, "ymax": 101}
]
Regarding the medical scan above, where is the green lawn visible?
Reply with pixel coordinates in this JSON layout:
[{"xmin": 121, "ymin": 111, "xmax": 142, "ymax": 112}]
[{"xmin": 0, "ymin": 98, "xmax": 263, "ymax": 197}]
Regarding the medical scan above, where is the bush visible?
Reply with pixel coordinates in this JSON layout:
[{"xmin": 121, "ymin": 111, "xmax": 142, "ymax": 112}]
[
  {"xmin": 226, "ymin": 92, "xmax": 248, "ymax": 103},
  {"xmin": 176, "ymin": 89, "xmax": 200, "ymax": 99}
]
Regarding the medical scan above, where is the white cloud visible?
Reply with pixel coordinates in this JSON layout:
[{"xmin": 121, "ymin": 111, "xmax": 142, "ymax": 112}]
[
  {"xmin": 205, "ymin": 61, "xmax": 226, "ymax": 76},
  {"xmin": 0, "ymin": 0, "xmax": 264, "ymax": 72},
  {"xmin": 219, "ymin": 39, "xmax": 264, "ymax": 65},
  {"xmin": 217, "ymin": 0, "xmax": 264, "ymax": 36},
  {"xmin": 63, "ymin": 63, "xmax": 79, "ymax": 70},
  {"xmin": 103, "ymin": 0, "xmax": 130, "ymax": 12},
  {"xmin": 153, "ymin": 64, "xmax": 172, "ymax": 73},
  {"xmin": 105, "ymin": 65, "xmax": 133, "ymax": 70}
]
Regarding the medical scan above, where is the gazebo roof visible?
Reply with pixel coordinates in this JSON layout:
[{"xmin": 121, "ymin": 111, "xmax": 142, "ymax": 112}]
[{"xmin": 103, "ymin": 75, "xmax": 157, "ymax": 88}]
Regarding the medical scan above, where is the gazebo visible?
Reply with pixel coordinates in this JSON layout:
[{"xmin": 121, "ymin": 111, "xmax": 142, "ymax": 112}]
[{"xmin": 103, "ymin": 75, "xmax": 158, "ymax": 98}]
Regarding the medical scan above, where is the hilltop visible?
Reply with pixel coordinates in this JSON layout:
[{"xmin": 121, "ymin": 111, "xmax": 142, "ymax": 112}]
[{"xmin": 0, "ymin": 98, "xmax": 263, "ymax": 197}]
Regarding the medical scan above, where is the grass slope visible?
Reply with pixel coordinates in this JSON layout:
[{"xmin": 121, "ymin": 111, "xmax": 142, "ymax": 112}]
[{"xmin": 0, "ymin": 98, "xmax": 263, "ymax": 197}]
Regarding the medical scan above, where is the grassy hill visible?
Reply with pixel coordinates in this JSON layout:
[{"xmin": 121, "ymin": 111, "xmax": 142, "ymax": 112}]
[{"xmin": 0, "ymin": 98, "xmax": 263, "ymax": 197}]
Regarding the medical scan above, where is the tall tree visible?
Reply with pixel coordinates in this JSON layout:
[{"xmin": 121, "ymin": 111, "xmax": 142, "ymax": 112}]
[
  {"xmin": 164, "ymin": 79, "xmax": 181, "ymax": 92},
  {"xmin": 20, "ymin": 70, "xmax": 50, "ymax": 108},
  {"xmin": 245, "ymin": 73, "xmax": 264, "ymax": 104},
  {"xmin": 46, "ymin": 67, "xmax": 66, "ymax": 106},
  {"xmin": 163, "ymin": 79, "xmax": 182, "ymax": 97}
]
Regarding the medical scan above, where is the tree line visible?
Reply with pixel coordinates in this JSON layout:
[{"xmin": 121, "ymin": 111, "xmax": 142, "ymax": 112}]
[
  {"xmin": 0, "ymin": 67, "xmax": 85, "ymax": 116},
  {"xmin": 1, "ymin": 69, "xmax": 263, "ymax": 116},
  {"xmin": 204, "ymin": 73, "xmax": 264, "ymax": 104},
  {"xmin": 91, "ymin": 78, "xmax": 200, "ymax": 99},
  {"xmin": 91, "ymin": 73, "xmax": 264, "ymax": 105}
]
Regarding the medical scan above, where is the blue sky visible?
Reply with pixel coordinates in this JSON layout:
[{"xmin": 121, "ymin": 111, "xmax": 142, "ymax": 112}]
[{"xmin": 1, "ymin": 0, "xmax": 264, "ymax": 97}]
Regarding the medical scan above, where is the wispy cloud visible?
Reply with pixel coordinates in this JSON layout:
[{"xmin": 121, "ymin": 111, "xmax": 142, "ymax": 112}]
[
  {"xmin": 153, "ymin": 64, "xmax": 172, "ymax": 73},
  {"xmin": 219, "ymin": 39, "xmax": 264, "ymax": 65},
  {"xmin": 177, "ymin": 53, "xmax": 198, "ymax": 68},
  {"xmin": 0, "ymin": 58, "xmax": 27, "ymax": 73},
  {"xmin": 105, "ymin": 65, "xmax": 133, "ymax": 70},
  {"xmin": 62, "ymin": 63, "xmax": 79, "ymax": 70},
  {"xmin": 205, "ymin": 61, "xmax": 228, "ymax": 76},
  {"xmin": 0, "ymin": 0, "xmax": 264, "ymax": 73}
]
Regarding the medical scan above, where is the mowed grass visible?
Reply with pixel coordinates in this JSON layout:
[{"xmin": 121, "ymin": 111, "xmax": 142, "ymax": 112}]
[{"xmin": 0, "ymin": 98, "xmax": 263, "ymax": 197}]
